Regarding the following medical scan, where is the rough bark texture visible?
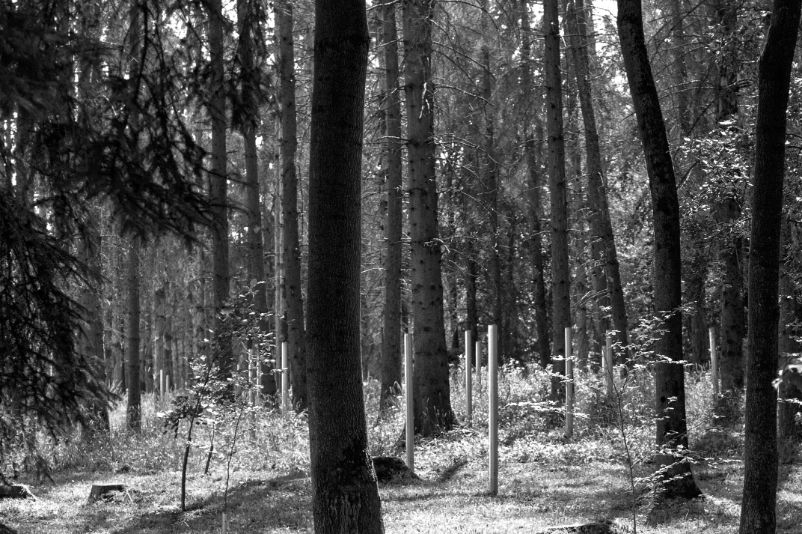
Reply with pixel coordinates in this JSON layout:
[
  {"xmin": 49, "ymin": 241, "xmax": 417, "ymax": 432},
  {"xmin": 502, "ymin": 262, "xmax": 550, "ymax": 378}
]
[
  {"xmin": 616, "ymin": 0, "xmax": 700, "ymax": 498},
  {"xmin": 208, "ymin": 0, "xmax": 232, "ymax": 377},
  {"xmin": 379, "ymin": 0, "xmax": 403, "ymax": 412},
  {"xmin": 402, "ymin": 0, "xmax": 455, "ymax": 435},
  {"xmin": 306, "ymin": 0, "xmax": 384, "ymax": 529},
  {"xmin": 126, "ymin": 238, "xmax": 141, "ymax": 432},
  {"xmin": 277, "ymin": 0, "xmax": 308, "ymax": 411},
  {"xmin": 565, "ymin": 0, "xmax": 628, "ymax": 349},
  {"xmin": 545, "ymin": 0, "xmax": 570, "ymax": 398},
  {"xmin": 740, "ymin": 1, "xmax": 801, "ymax": 531}
]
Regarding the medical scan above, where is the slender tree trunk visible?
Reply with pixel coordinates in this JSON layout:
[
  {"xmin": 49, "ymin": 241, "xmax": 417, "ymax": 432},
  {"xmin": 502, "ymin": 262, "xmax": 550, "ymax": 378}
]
[
  {"xmin": 402, "ymin": 0, "xmax": 455, "ymax": 435},
  {"xmin": 520, "ymin": 0, "xmax": 550, "ymax": 367},
  {"xmin": 545, "ymin": 0, "xmax": 570, "ymax": 399},
  {"xmin": 740, "ymin": 1, "xmax": 801, "ymax": 531},
  {"xmin": 207, "ymin": 0, "xmax": 232, "ymax": 378},
  {"xmin": 126, "ymin": 238, "xmax": 141, "ymax": 432},
  {"xmin": 713, "ymin": 0, "xmax": 744, "ymax": 398},
  {"xmin": 276, "ymin": 0, "xmax": 308, "ymax": 412},
  {"xmin": 237, "ymin": 0, "xmax": 272, "ymax": 401},
  {"xmin": 566, "ymin": 0, "xmax": 628, "ymax": 348},
  {"xmin": 480, "ymin": 0, "xmax": 503, "ymax": 361},
  {"xmin": 379, "ymin": 0, "xmax": 403, "ymax": 412},
  {"xmin": 306, "ymin": 0, "xmax": 384, "ymax": 528},
  {"xmin": 616, "ymin": 0, "xmax": 701, "ymax": 498}
]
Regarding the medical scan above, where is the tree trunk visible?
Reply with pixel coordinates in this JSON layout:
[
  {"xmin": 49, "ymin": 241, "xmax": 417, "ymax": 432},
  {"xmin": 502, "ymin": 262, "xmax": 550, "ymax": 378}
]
[
  {"xmin": 276, "ymin": 0, "xmax": 308, "ymax": 412},
  {"xmin": 237, "ymin": 0, "xmax": 272, "ymax": 401},
  {"xmin": 565, "ymin": 0, "xmax": 628, "ymax": 348},
  {"xmin": 616, "ymin": 0, "xmax": 701, "ymax": 498},
  {"xmin": 126, "ymin": 238, "xmax": 141, "ymax": 432},
  {"xmin": 713, "ymin": 0, "xmax": 744, "ymax": 398},
  {"xmin": 379, "ymin": 0, "xmax": 403, "ymax": 412},
  {"xmin": 545, "ymin": 0, "xmax": 570, "ymax": 399},
  {"xmin": 402, "ymin": 0, "xmax": 455, "ymax": 435},
  {"xmin": 740, "ymin": 1, "xmax": 801, "ymax": 531},
  {"xmin": 207, "ymin": 0, "xmax": 232, "ymax": 378},
  {"xmin": 306, "ymin": 0, "xmax": 384, "ymax": 528},
  {"xmin": 520, "ymin": 0, "xmax": 550, "ymax": 367}
]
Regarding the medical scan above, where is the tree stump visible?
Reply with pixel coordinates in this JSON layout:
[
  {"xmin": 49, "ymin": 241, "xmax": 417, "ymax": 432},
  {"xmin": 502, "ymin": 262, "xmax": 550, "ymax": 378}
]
[
  {"xmin": 0, "ymin": 484, "xmax": 36, "ymax": 500},
  {"xmin": 87, "ymin": 484, "xmax": 126, "ymax": 503},
  {"xmin": 372, "ymin": 456, "xmax": 419, "ymax": 484}
]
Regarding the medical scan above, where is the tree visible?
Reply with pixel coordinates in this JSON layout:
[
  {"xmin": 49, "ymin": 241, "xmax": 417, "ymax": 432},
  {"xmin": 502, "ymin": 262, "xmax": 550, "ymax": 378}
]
[
  {"xmin": 544, "ymin": 0, "xmax": 570, "ymax": 398},
  {"xmin": 616, "ymin": 0, "xmax": 701, "ymax": 498},
  {"xmin": 565, "ymin": 0, "xmax": 628, "ymax": 349},
  {"xmin": 126, "ymin": 238, "xmax": 142, "ymax": 432},
  {"xmin": 740, "ymin": 1, "xmax": 801, "ymax": 530},
  {"xmin": 236, "ymin": 0, "xmax": 275, "ymax": 398},
  {"xmin": 207, "ymin": 0, "xmax": 233, "ymax": 378},
  {"xmin": 379, "ymin": 0, "xmax": 404, "ymax": 413},
  {"xmin": 402, "ymin": 0, "xmax": 456, "ymax": 435},
  {"xmin": 276, "ymin": 0, "xmax": 308, "ymax": 411},
  {"xmin": 520, "ymin": 0, "xmax": 550, "ymax": 367},
  {"xmin": 305, "ymin": 0, "xmax": 384, "ymax": 529}
]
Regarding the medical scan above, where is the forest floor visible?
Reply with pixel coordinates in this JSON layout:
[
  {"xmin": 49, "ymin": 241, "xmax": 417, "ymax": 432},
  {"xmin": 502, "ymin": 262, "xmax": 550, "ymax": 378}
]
[{"xmin": 3, "ymin": 367, "xmax": 802, "ymax": 533}]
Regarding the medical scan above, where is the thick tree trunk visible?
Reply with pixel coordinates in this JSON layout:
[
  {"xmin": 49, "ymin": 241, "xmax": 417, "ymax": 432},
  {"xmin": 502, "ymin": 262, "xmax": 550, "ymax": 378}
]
[
  {"xmin": 126, "ymin": 238, "xmax": 141, "ymax": 432},
  {"xmin": 207, "ymin": 0, "xmax": 232, "ymax": 378},
  {"xmin": 740, "ymin": 1, "xmax": 801, "ymax": 531},
  {"xmin": 565, "ymin": 0, "xmax": 628, "ymax": 348},
  {"xmin": 402, "ymin": 0, "xmax": 455, "ymax": 435},
  {"xmin": 306, "ymin": 0, "xmax": 384, "ymax": 528},
  {"xmin": 379, "ymin": 0, "xmax": 403, "ymax": 412},
  {"xmin": 616, "ymin": 0, "xmax": 701, "ymax": 498},
  {"xmin": 276, "ymin": 0, "xmax": 308, "ymax": 412},
  {"xmin": 545, "ymin": 0, "xmax": 570, "ymax": 399}
]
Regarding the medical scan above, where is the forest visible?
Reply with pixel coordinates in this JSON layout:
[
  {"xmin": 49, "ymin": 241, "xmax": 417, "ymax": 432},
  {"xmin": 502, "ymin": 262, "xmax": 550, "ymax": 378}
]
[{"xmin": 1, "ymin": 0, "xmax": 802, "ymax": 532}]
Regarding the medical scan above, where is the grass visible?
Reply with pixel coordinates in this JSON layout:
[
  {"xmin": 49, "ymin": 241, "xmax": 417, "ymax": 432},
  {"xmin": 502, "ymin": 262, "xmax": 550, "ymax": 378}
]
[{"xmin": 2, "ymin": 364, "xmax": 802, "ymax": 533}]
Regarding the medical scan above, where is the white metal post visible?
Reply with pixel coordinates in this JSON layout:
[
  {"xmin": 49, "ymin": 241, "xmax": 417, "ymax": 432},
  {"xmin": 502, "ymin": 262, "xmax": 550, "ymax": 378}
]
[
  {"xmin": 475, "ymin": 339, "xmax": 482, "ymax": 392},
  {"xmin": 488, "ymin": 324, "xmax": 498, "ymax": 495},
  {"xmin": 465, "ymin": 329, "xmax": 473, "ymax": 426},
  {"xmin": 281, "ymin": 341, "xmax": 289, "ymax": 412},
  {"xmin": 709, "ymin": 326, "xmax": 719, "ymax": 397},
  {"xmin": 565, "ymin": 326, "xmax": 574, "ymax": 439},
  {"xmin": 405, "ymin": 333, "xmax": 414, "ymax": 472}
]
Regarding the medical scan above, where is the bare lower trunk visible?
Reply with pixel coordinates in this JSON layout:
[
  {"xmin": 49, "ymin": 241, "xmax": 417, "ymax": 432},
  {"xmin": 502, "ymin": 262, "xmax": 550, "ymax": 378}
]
[
  {"xmin": 306, "ymin": 0, "xmax": 384, "ymax": 528},
  {"xmin": 403, "ymin": 0, "xmax": 455, "ymax": 435},
  {"xmin": 740, "ymin": 2, "xmax": 801, "ymax": 531}
]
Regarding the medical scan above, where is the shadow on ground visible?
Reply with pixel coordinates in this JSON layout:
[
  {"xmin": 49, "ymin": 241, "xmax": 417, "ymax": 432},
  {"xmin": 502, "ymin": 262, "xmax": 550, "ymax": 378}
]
[{"xmin": 101, "ymin": 476, "xmax": 312, "ymax": 534}]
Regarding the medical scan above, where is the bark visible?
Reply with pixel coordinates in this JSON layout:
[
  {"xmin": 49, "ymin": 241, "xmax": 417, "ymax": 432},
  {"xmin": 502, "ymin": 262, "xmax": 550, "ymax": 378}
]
[
  {"xmin": 713, "ymin": 0, "xmax": 744, "ymax": 397},
  {"xmin": 402, "ymin": 0, "xmax": 455, "ymax": 435},
  {"xmin": 237, "ymin": 0, "xmax": 271, "ymax": 399},
  {"xmin": 306, "ymin": 0, "xmax": 384, "ymax": 528},
  {"xmin": 277, "ymin": 0, "xmax": 308, "ymax": 412},
  {"xmin": 480, "ymin": 0, "xmax": 503, "ymax": 361},
  {"xmin": 520, "ymin": 0, "xmax": 550, "ymax": 367},
  {"xmin": 545, "ymin": 0, "xmax": 570, "ymax": 399},
  {"xmin": 565, "ymin": 0, "xmax": 629, "ymax": 348},
  {"xmin": 208, "ymin": 0, "xmax": 232, "ymax": 377},
  {"xmin": 379, "ymin": 0, "xmax": 403, "ymax": 412},
  {"xmin": 616, "ymin": 0, "xmax": 701, "ymax": 498},
  {"xmin": 126, "ymin": 238, "xmax": 141, "ymax": 432},
  {"xmin": 740, "ymin": 1, "xmax": 801, "ymax": 531}
]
